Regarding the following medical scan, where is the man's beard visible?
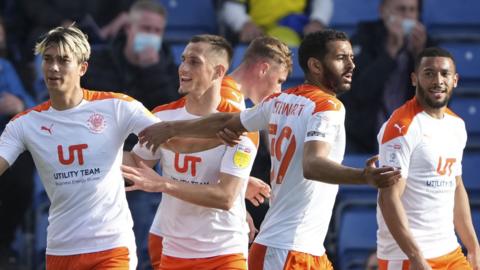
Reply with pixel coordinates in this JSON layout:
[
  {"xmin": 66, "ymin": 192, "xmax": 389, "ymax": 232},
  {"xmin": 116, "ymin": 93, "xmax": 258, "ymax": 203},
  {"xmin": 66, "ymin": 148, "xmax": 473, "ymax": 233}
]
[
  {"xmin": 417, "ymin": 84, "xmax": 451, "ymax": 109},
  {"xmin": 323, "ymin": 64, "xmax": 351, "ymax": 95}
]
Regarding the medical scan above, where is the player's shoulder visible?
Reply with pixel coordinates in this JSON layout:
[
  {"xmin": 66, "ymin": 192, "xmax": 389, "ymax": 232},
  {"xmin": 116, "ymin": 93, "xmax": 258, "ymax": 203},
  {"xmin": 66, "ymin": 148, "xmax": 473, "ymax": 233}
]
[
  {"xmin": 82, "ymin": 89, "xmax": 135, "ymax": 102},
  {"xmin": 284, "ymin": 84, "xmax": 343, "ymax": 113},
  {"xmin": 217, "ymin": 97, "xmax": 242, "ymax": 113},
  {"xmin": 11, "ymin": 100, "xmax": 52, "ymax": 122},
  {"xmin": 152, "ymin": 97, "xmax": 187, "ymax": 114},
  {"xmin": 381, "ymin": 98, "xmax": 423, "ymax": 144}
]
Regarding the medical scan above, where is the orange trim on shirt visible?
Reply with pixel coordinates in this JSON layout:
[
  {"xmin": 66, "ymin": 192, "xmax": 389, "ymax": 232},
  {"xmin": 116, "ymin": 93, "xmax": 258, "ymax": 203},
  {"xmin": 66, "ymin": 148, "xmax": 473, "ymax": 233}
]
[
  {"xmin": 217, "ymin": 98, "xmax": 242, "ymax": 113},
  {"xmin": 264, "ymin": 84, "xmax": 342, "ymax": 114},
  {"xmin": 11, "ymin": 100, "xmax": 52, "ymax": 122},
  {"xmin": 11, "ymin": 89, "xmax": 135, "ymax": 122},
  {"xmin": 221, "ymin": 76, "xmax": 244, "ymax": 104},
  {"xmin": 82, "ymin": 89, "xmax": 135, "ymax": 102},
  {"xmin": 445, "ymin": 107, "xmax": 461, "ymax": 119},
  {"xmin": 152, "ymin": 97, "xmax": 187, "ymax": 113},
  {"xmin": 381, "ymin": 97, "xmax": 424, "ymax": 144}
]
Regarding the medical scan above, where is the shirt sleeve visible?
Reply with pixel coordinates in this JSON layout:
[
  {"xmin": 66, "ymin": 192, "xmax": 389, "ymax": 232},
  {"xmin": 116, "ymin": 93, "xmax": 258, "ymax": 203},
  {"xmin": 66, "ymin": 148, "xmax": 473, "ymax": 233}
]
[
  {"xmin": 132, "ymin": 142, "xmax": 162, "ymax": 161},
  {"xmin": 0, "ymin": 120, "xmax": 26, "ymax": 166},
  {"xmin": 377, "ymin": 123, "xmax": 412, "ymax": 179},
  {"xmin": 240, "ymin": 101, "xmax": 270, "ymax": 132},
  {"xmin": 220, "ymin": 134, "xmax": 257, "ymax": 180},
  {"xmin": 304, "ymin": 110, "xmax": 342, "ymax": 144},
  {"xmin": 117, "ymin": 98, "xmax": 160, "ymax": 137}
]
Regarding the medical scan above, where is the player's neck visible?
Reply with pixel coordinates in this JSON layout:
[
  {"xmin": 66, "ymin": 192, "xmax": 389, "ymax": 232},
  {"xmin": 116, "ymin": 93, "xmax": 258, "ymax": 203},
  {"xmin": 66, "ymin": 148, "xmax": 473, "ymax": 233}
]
[
  {"xmin": 48, "ymin": 86, "xmax": 84, "ymax": 111},
  {"xmin": 230, "ymin": 64, "xmax": 250, "ymax": 95},
  {"xmin": 304, "ymin": 76, "xmax": 336, "ymax": 96},
  {"xmin": 185, "ymin": 84, "xmax": 221, "ymax": 116},
  {"xmin": 417, "ymin": 98, "xmax": 446, "ymax": 119}
]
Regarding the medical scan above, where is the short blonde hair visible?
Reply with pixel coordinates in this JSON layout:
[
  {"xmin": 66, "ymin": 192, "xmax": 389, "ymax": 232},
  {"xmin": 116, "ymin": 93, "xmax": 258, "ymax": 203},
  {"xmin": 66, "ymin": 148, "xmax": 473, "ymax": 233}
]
[
  {"xmin": 243, "ymin": 36, "xmax": 293, "ymax": 73},
  {"xmin": 34, "ymin": 24, "xmax": 90, "ymax": 63}
]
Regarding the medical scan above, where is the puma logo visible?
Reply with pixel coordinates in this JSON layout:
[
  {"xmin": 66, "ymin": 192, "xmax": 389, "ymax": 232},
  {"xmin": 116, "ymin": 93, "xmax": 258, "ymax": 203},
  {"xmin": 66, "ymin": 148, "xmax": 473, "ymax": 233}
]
[
  {"xmin": 394, "ymin": 123, "xmax": 405, "ymax": 134},
  {"xmin": 41, "ymin": 124, "xmax": 53, "ymax": 135},
  {"xmin": 327, "ymin": 100, "xmax": 338, "ymax": 109}
]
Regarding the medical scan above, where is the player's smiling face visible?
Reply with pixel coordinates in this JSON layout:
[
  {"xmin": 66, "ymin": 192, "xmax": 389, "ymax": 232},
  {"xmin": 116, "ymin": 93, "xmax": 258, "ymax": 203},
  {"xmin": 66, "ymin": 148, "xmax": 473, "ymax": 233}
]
[
  {"xmin": 413, "ymin": 56, "xmax": 458, "ymax": 109},
  {"xmin": 42, "ymin": 44, "xmax": 87, "ymax": 93},
  {"xmin": 178, "ymin": 42, "xmax": 216, "ymax": 96}
]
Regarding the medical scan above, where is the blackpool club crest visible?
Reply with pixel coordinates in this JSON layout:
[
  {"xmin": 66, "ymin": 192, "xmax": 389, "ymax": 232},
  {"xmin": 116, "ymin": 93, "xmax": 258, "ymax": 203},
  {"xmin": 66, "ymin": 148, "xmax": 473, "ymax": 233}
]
[{"xmin": 87, "ymin": 113, "xmax": 106, "ymax": 134}]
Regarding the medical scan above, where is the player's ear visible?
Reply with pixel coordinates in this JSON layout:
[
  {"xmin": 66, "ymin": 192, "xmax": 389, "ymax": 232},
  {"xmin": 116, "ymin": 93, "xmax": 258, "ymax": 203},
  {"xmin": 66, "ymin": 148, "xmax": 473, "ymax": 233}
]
[
  {"xmin": 79, "ymin": 61, "xmax": 88, "ymax": 77},
  {"xmin": 213, "ymin": 64, "xmax": 226, "ymax": 80},
  {"xmin": 410, "ymin": 72, "xmax": 417, "ymax": 87},
  {"xmin": 307, "ymin": 57, "xmax": 322, "ymax": 75}
]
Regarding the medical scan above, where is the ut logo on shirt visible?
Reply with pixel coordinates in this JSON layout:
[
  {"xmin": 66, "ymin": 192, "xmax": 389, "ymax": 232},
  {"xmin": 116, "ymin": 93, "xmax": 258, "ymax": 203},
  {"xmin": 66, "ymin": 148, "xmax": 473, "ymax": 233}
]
[
  {"xmin": 57, "ymin": 144, "xmax": 89, "ymax": 165},
  {"xmin": 174, "ymin": 153, "xmax": 201, "ymax": 176}
]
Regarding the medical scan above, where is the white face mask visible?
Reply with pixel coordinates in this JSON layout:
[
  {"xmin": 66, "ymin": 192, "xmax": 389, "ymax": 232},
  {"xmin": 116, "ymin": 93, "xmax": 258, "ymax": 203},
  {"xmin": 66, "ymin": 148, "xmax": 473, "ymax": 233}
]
[
  {"xmin": 401, "ymin": 18, "xmax": 416, "ymax": 35},
  {"xmin": 133, "ymin": 32, "xmax": 162, "ymax": 53}
]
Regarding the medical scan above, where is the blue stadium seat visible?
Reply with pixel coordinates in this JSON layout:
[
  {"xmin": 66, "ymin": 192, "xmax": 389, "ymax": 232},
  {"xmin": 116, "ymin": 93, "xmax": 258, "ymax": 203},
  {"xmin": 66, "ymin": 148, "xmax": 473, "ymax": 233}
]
[
  {"xmin": 159, "ymin": 0, "xmax": 218, "ymax": 43},
  {"xmin": 423, "ymin": 0, "xmax": 480, "ymax": 40},
  {"xmin": 338, "ymin": 154, "xmax": 378, "ymax": 202},
  {"xmin": 230, "ymin": 44, "xmax": 248, "ymax": 71},
  {"xmin": 449, "ymin": 96, "xmax": 480, "ymax": 149},
  {"xmin": 336, "ymin": 201, "xmax": 377, "ymax": 270},
  {"xmin": 461, "ymin": 153, "xmax": 480, "ymax": 203},
  {"xmin": 283, "ymin": 46, "xmax": 304, "ymax": 90},
  {"xmin": 330, "ymin": 0, "xmax": 380, "ymax": 36},
  {"xmin": 440, "ymin": 42, "xmax": 480, "ymax": 92},
  {"xmin": 472, "ymin": 207, "xmax": 480, "ymax": 241}
]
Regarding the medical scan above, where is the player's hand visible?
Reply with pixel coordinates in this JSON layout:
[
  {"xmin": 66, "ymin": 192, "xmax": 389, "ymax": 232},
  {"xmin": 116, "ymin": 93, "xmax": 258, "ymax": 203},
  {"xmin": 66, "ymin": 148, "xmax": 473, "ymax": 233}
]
[
  {"xmin": 121, "ymin": 161, "xmax": 166, "ymax": 192},
  {"xmin": 363, "ymin": 155, "xmax": 401, "ymax": 188},
  {"xmin": 408, "ymin": 256, "xmax": 431, "ymax": 270},
  {"xmin": 406, "ymin": 22, "xmax": 427, "ymax": 57},
  {"xmin": 246, "ymin": 176, "xmax": 271, "ymax": 207},
  {"xmin": 468, "ymin": 248, "xmax": 480, "ymax": 270},
  {"xmin": 216, "ymin": 128, "xmax": 243, "ymax": 147},
  {"xmin": 384, "ymin": 15, "xmax": 405, "ymax": 58},
  {"xmin": 246, "ymin": 211, "xmax": 258, "ymax": 243},
  {"xmin": 139, "ymin": 122, "xmax": 174, "ymax": 154}
]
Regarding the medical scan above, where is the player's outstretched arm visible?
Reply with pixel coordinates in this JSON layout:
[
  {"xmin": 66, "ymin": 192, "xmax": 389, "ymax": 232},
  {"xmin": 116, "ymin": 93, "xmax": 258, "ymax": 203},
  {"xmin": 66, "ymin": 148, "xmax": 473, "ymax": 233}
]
[
  {"xmin": 163, "ymin": 138, "xmax": 224, "ymax": 153},
  {"xmin": 378, "ymin": 180, "xmax": 432, "ymax": 270},
  {"xmin": 121, "ymin": 162, "xmax": 244, "ymax": 210},
  {"xmin": 0, "ymin": 156, "xmax": 9, "ymax": 176},
  {"xmin": 453, "ymin": 176, "xmax": 480, "ymax": 269},
  {"xmin": 302, "ymin": 141, "xmax": 401, "ymax": 187},
  {"xmin": 138, "ymin": 112, "xmax": 245, "ymax": 153}
]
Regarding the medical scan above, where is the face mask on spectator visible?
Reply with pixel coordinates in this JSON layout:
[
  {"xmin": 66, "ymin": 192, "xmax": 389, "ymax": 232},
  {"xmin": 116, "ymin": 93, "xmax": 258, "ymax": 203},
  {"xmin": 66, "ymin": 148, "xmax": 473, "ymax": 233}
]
[
  {"xmin": 133, "ymin": 32, "xmax": 162, "ymax": 53},
  {"xmin": 401, "ymin": 18, "xmax": 416, "ymax": 35}
]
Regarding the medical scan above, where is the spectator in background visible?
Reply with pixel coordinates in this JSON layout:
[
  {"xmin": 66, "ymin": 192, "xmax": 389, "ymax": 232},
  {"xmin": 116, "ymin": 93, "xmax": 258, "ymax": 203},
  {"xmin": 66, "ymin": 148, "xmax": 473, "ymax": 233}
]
[
  {"xmin": 340, "ymin": 0, "xmax": 435, "ymax": 153},
  {"xmin": 0, "ymin": 16, "xmax": 36, "ymax": 270},
  {"xmin": 219, "ymin": 0, "xmax": 333, "ymax": 46},
  {"xmin": 81, "ymin": 0, "xmax": 180, "ymax": 265},
  {"xmin": 82, "ymin": 0, "xmax": 179, "ymax": 114}
]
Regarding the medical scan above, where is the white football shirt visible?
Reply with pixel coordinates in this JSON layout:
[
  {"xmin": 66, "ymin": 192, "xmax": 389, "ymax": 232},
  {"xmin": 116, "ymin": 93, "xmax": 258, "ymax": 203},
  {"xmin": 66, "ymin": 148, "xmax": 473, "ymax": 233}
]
[
  {"xmin": 0, "ymin": 89, "xmax": 158, "ymax": 257},
  {"xmin": 377, "ymin": 97, "xmax": 466, "ymax": 259},
  {"xmin": 240, "ymin": 84, "xmax": 345, "ymax": 256}
]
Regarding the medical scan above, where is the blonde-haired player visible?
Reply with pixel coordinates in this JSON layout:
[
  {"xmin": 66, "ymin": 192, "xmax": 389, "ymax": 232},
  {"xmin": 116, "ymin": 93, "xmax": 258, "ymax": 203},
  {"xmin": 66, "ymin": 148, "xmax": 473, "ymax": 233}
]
[
  {"xmin": 377, "ymin": 47, "xmax": 479, "ymax": 269},
  {"xmin": 0, "ymin": 25, "xmax": 161, "ymax": 269}
]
